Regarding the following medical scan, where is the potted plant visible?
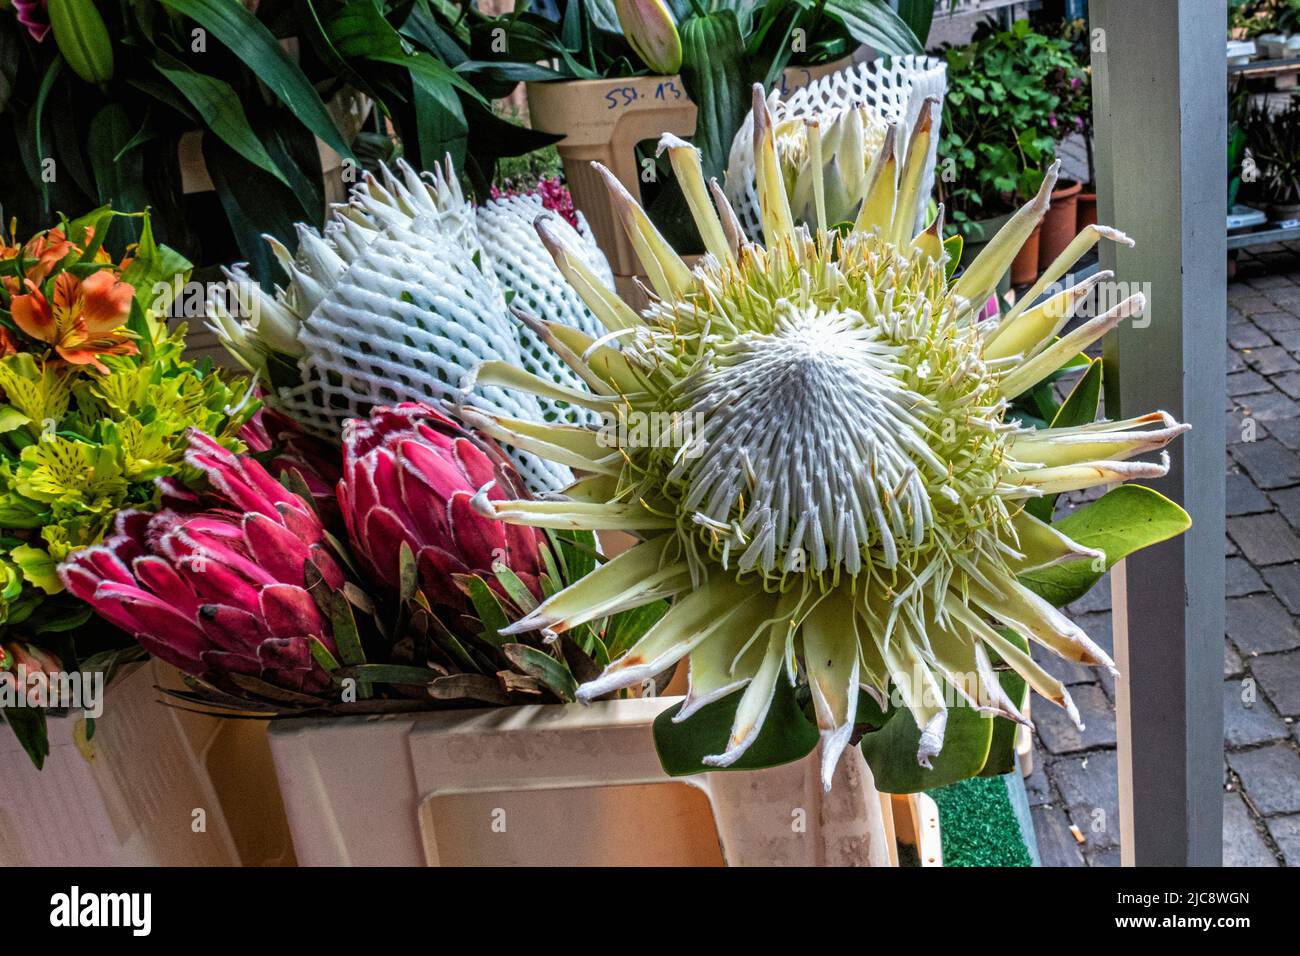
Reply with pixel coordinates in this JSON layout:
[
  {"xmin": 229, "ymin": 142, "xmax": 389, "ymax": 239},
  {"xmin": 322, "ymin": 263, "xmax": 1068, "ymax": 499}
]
[
  {"xmin": 1246, "ymin": 95, "xmax": 1300, "ymax": 221},
  {"xmin": 0, "ymin": 0, "xmax": 555, "ymax": 284},
  {"xmin": 63, "ymin": 79, "xmax": 1198, "ymax": 865},
  {"xmin": 938, "ymin": 19, "xmax": 1071, "ymax": 286},
  {"xmin": 480, "ymin": 0, "xmax": 923, "ymax": 289}
]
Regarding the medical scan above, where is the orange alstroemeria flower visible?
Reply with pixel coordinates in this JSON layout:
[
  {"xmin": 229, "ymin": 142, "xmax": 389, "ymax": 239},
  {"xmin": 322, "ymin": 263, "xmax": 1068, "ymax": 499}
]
[
  {"xmin": 21, "ymin": 228, "xmax": 81, "ymax": 284},
  {"xmin": 9, "ymin": 270, "xmax": 138, "ymax": 372}
]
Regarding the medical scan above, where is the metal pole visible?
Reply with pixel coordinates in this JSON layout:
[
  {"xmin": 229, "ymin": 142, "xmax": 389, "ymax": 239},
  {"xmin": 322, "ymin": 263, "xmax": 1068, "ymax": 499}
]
[{"xmin": 1090, "ymin": 0, "xmax": 1226, "ymax": 865}]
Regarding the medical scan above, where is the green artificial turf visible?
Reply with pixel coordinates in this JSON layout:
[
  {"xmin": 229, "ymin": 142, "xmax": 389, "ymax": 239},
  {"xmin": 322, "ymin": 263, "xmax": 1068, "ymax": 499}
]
[{"xmin": 928, "ymin": 775, "xmax": 1035, "ymax": 867}]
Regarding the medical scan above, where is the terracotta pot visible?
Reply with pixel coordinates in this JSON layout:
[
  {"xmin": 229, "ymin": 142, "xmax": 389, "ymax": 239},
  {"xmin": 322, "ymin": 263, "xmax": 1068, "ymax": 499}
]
[
  {"xmin": 526, "ymin": 49, "xmax": 868, "ymax": 299},
  {"xmin": 1077, "ymin": 189, "xmax": 1098, "ymax": 231},
  {"xmin": 1011, "ymin": 221, "xmax": 1042, "ymax": 286},
  {"xmin": 1038, "ymin": 178, "xmax": 1082, "ymax": 269},
  {"xmin": 267, "ymin": 695, "xmax": 943, "ymax": 867}
]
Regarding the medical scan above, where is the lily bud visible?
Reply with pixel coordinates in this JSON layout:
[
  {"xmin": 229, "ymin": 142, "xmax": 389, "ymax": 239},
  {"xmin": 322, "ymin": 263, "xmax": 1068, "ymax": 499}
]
[{"xmin": 614, "ymin": 0, "xmax": 683, "ymax": 75}]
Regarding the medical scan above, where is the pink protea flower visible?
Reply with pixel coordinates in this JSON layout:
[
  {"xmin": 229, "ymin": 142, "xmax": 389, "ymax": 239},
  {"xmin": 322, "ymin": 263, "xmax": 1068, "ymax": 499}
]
[
  {"xmin": 59, "ymin": 432, "xmax": 347, "ymax": 694},
  {"xmin": 338, "ymin": 403, "xmax": 545, "ymax": 612},
  {"xmin": 239, "ymin": 405, "xmax": 343, "ymax": 511},
  {"xmin": 14, "ymin": 0, "xmax": 50, "ymax": 42}
]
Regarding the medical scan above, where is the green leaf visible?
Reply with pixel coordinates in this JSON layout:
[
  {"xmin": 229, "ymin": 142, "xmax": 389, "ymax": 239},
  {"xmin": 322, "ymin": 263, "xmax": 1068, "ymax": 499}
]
[
  {"xmin": 679, "ymin": 11, "xmax": 750, "ymax": 183},
  {"xmin": 339, "ymin": 663, "xmax": 437, "ymax": 685},
  {"xmin": 152, "ymin": 54, "xmax": 289, "ymax": 187},
  {"xmin": 823, "ymin": 0, "xmax": 923, "ymax": 56},
  {"xmin": 603, "ymin": 598, "xmax": 668, "ymax": 658},
  {"xmin": 653, "ymin": 676, "xmax": 819, "ymax": 775},
  {"xmin": 1019, "ymin": 485, "xmax": 1193, "ymax": 608},
  {"xmin": 1, "ymin": 706, "xmax": 50, "ymax": 770},
  {"xmin": 860, "ymin": 698, "xmax": 995, "ymax": 794},
  {"xmin": 459, "ymin": 574, "xmax": 512, "ymax": 648},
  {"xmin": 896, "ymin": 0, "xmax": 934, "ymax": 47},
  {"xmin": 156, "ymin": 0, "xmax": 354, "ymax": 161},
  {"xmin": 492, "ymin": 563, "xmax": 539, "ymax": 614},
  {"xmin": 10, "ymin": 543, "xmax": 60, "ymax": 593},
  {"xmin": 502, "ymin": 643, "xmax": 579, "ymax": 701},
  {"xmin": 1050, "ymin": 357, "xmax": 1102, "ymax": 429}
]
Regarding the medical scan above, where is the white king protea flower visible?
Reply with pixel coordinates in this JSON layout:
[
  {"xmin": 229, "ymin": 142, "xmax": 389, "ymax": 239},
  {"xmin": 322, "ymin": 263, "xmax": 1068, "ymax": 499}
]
[
  {"xmin": 466, "ymin": 86, "xmax": 1189, "ymax": 789},
  {"xmin": 207, "ymin": 160, "xmax": 612, "ymax": 491},
  {"xmin": 776, "ymin": 103, "xmax": 890, "ymax": 229}
]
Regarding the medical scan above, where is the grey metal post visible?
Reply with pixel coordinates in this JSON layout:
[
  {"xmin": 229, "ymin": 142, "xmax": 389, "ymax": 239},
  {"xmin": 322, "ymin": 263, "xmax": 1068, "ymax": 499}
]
[{"xmin": 1090, "ymin": 0, "xmax": 1226, "ymax": 865}]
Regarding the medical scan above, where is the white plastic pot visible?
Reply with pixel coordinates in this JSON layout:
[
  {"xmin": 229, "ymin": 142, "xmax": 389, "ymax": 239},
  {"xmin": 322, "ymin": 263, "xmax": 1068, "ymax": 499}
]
[
  {"xmin": 0, "ymin": 661, "xmax": 241, "ymax": 865},
  {"xmin": 267, "ymin": 695, "xmax": 942, "ymax": 867}
]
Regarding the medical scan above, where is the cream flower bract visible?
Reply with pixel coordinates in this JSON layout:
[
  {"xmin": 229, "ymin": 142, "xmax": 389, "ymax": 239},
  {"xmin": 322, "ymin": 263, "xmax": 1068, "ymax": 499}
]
[{"xmin": 471, "ymin": 86, "xmax": 1189, "ymax": 790}]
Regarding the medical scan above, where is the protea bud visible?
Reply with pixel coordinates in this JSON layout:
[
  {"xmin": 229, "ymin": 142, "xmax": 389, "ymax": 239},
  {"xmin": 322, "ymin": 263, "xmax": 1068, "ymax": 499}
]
[
  {"xmin": 614, "ymin": 0, "xmax": 683, "ymax": 75},
  {"xmin": 777, "ymin": 107, "xmax": 889, "ymax": 229},
  {"xmin": 59, "ymin": 432, "xmax": 347, "ymax": 695},
  {"xmin": 338, "ymin": 403, "xmax": 545, "ymax": 614}
]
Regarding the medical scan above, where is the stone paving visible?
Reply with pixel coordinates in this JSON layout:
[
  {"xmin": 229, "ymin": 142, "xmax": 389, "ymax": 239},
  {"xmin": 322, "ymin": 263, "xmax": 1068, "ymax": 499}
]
[{"xmin": 1028, "ymin": 245, "xmax": 1300, "ymax": 867}]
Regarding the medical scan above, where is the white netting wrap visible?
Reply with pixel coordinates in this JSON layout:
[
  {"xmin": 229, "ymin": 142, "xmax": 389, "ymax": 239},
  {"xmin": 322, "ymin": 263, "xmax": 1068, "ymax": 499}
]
[
  {"xmin": 725, "ymin": 55, "xmax": 947, "ymax": 241},
  {"xmin": 475, "ymin": 195, "xmax": 612, "ymax": 426},
  {"xmin": 228, "ymin": 160, "xmax": 619, "ymax": 492}
]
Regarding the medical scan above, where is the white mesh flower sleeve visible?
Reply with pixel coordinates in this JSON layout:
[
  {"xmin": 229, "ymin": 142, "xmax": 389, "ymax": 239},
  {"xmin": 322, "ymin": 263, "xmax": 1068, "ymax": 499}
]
[
  {"xmin": 267, "ymin": 161, "xmax": 582, "ymax": 492},
  {"xmin": 475, "ymin": 195, "xmax": 612, "ymax": 426},
  {"xmin": 725, "ymin": 55, "xmax": 947, "ymax": 240}
]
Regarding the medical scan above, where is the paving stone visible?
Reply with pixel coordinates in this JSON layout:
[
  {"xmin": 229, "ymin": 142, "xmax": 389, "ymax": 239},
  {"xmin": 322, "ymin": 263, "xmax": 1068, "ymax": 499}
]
[
  {"xmin": 1024, "ymin": 754, "xmax": 1051, "ymax": 806},
  {"xmin": 1228, "ymin": 369, "xmax": 1272, "ymax": 397},
  {"xmin": 1227, "ymin": 534, "xmax": 1239, "ymax": 557},
  {"xmin": 1271, "ymin": 328, "xmax": 1300, "ymax": 353},
  {"xmin": 1224, "ymin": 678, "xmax": 1291, "ymax": 748},
  {"xmin": 1261, "ymin": 562, "xmax": 1300, "ymax": 612},
  {"xmin": 1229, "ymin": 439, "xmax": 1300, "ymax": 489},
  {"xmin": 1269, "ymin": 485, "xmax": 1300, "ymax": 529},
  {"xmin": 1235, "ymin": 389, "xmax": 1300, "ymax": 422},
  {"xmin": 1254, "ymin": 649, "xmax": 1300, "ymax": 716},
  {"xmin": 1265, "ymin": 415, "xmax": 1300, "ymax": 450},
  {"xmin": 1084, "ymin": 845, "xmax": 1120, "ymax": 867},
  {"xmin": 1227, "ymin": 641, "xmax": 1246, "ymax": 678},
  {"xmin": 1267, "ymin": 814, "xmax": 1300, "ymax": 866},
  {"xmin": 1034, "ymin": 683, "xmax": 1116, "ymax": 755},
  {"xmin": 1249, "ymin": 310, "xmax": 1300, "ymax": 332},
  {"xmin": 1227, "ymin": 409, "xmax": 1257, "ymax": 446},
  {"xmin": 1227, "ymin": 557, "xmax": 1268, "ymax": 597},
  {"xmin": 1226, "ymin": 594, "xmax": 1300, "ymax": 655},
  {"xmin": 1228, "ymin": 346, "xmax": 1248, "ymax": 374},
  {"xmin": 1276, "ymin": 371, "xmax": 1300, "ymax": 401},
  {"xmin": 1053, "ymin": 750, "xmax": 1120, "ymax": 849},
  {"xmin": 1227, "ymin": 512, "xmax": 1300, "ymax": 565},
  {"xmin": 1228, "ymin": 743, "xmax": 1300, "ymax": 815},
  {"xmin": 1030, "ymin": 804, "xmax": 1085, "ymax": 867},
  {"xmin": 1246, "ymin": 345, "xmax": 1300, "ymax": 375},
  {"xmin": 1248, "ymin": 272, "xmax": 1297, "ymax": 290},
  {"xmin": 1230, "ymin": 323, "xmax": 1273, "ymax": 349},
  {"xmin": 1223, "ymin": 791, "xmax": 1279, "ymax": 867}
]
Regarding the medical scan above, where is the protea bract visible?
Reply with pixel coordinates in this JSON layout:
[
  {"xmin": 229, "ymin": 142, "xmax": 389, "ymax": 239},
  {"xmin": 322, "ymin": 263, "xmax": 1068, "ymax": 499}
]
[
  {"xmin": 59, "ymin": 432, "xmax": 346, "ymax": 694},
  {"xmin": 466, "ymin": 86, "xmax": 1190, "ymax": 789},
  {"xmin": 338, "ymin": 402, "xmax": 545, "ymax": 614}
]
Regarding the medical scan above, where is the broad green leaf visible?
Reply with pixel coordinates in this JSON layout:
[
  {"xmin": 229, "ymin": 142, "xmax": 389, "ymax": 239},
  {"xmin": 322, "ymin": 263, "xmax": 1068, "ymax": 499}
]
[
  {"xmin": 896, "ymin": 0, "xmax": 935, "ymax": 46},
  {"xmin": 157, "ymin": 0, "xmax": 354, "ymax": 161},
  {"xmin": 458, "ymin": 574, "xmax": 512, "ymax": 647},
  {"xmin": 1019, "ymin": 484, "xmax": 1192, "ymax": 608},
  {"xmin": 602, "ymin": 598, "xmax": 668, "ymax": 658},
  {"xmin": 823, "ymin": 0, "xmax": 923, "ymax": 56},
  {"xmin": 654, "ymin": 676, "xmax": 819, "ymax": 775},
  {"xmin": 153, "ymin": 55, "xmax": 289, "ymax": 186},
  {"xmin": 679, "ymin": 11, "xmax": 749, "ymax": 182},
  {"xmin": 860, "ymin": 697, "xmax": 995, "ymax": 793}
]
